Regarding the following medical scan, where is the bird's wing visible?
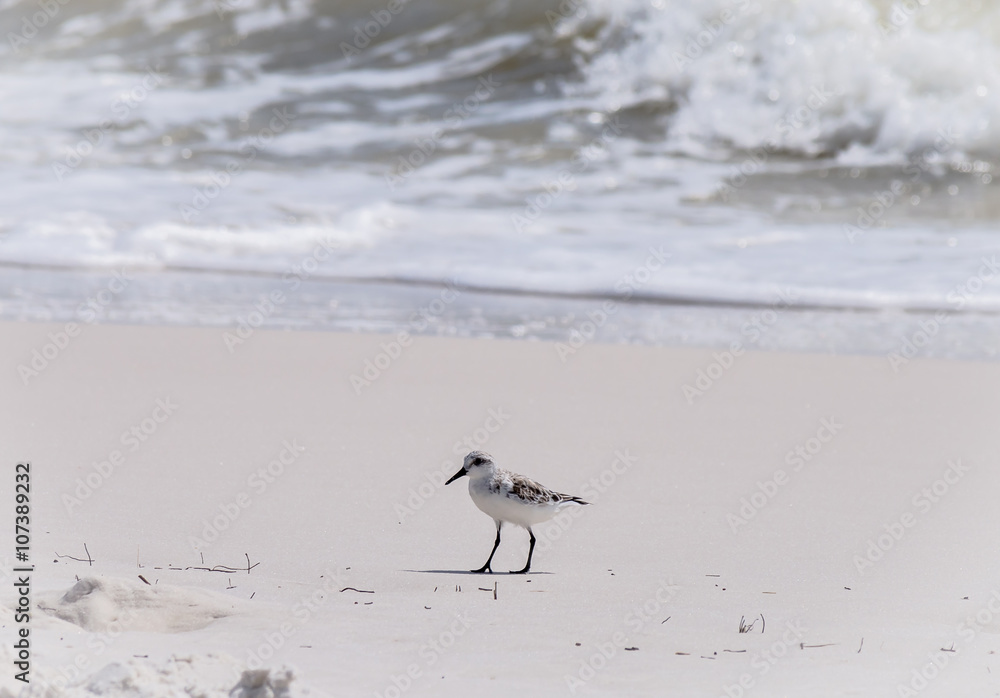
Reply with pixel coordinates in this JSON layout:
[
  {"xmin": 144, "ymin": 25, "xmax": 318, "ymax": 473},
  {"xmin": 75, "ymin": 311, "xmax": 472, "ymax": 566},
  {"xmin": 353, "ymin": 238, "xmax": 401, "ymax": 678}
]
[
  {"xmin": 553, "ymin": 492, "xmax": 590, "ymax": 505},
  {"xmin": 507, "ymin": 474, "xmax": 559, "ymax": 504}
]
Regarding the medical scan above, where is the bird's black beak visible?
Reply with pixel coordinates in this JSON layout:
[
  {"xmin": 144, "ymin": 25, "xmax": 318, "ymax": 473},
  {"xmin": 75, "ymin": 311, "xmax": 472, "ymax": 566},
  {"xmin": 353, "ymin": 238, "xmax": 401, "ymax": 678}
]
[{"xmin": 445, "ymin": 467, "xmax": 467, "ymax": 485}]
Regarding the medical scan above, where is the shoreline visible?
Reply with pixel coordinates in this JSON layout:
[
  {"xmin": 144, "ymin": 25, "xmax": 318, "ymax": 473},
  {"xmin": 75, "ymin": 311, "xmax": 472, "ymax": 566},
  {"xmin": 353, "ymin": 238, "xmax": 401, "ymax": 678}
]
[
  {"xmin": 7, "ymin": 258, "xmax": 997, "ymax": 315},
  {"xmin": 3, "ymin": 268, "xmax": 999, "ymax": 364}
]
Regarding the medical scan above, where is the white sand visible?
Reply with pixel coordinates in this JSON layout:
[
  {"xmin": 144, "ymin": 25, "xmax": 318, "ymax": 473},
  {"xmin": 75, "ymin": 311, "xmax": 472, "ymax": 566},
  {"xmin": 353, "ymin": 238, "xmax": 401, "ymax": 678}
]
[{"xmin": 1, "ymin": 321, "xmax": 999, "ymax": 697}]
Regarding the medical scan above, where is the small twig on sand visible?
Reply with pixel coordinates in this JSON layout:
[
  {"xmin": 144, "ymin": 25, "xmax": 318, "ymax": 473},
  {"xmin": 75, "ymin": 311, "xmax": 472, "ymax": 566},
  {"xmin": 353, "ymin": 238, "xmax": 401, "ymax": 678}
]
[
  {"xmin": 858, "ymin": 637, "xmax": 864, "ymax": 653},
  {"xmin": 138, "ymin": 575, "xmax": 151, "ymax": 585},
  {"xmin": 800, "ymin": 643, "xmax": 837, "ymax": 649},
  {"xmin": 339, "ymin": 587, "xmax": 375, "ymax": 594},
  {"xmin": 181, "ymin": 553, "xmax": 259, "ymax": 574},
  {"xmin": 55, "ymin": 543, "xmax": 94, "ymax": 566},
  {"xmin": 150, "ymin": 552, "xmax": 259, "ymax": 575}
]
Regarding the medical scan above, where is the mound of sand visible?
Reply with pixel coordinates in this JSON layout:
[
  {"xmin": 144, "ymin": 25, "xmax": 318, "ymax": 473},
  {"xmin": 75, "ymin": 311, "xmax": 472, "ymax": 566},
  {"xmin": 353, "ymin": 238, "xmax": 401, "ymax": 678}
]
[{"xmin": 37, "ymin": 577, "xmax": 239, "ymax": 633}]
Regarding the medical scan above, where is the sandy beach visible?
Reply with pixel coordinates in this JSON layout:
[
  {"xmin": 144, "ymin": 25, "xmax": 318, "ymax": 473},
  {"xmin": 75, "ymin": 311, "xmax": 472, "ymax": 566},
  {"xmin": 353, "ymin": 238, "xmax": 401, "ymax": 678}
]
[
  {"xmin": 1, "ymin": 319, "xmax": 998, "ymax": 697},
  {"xmin": 4, "ymin": 0, "xmax": 1000, "ymax": 694}
]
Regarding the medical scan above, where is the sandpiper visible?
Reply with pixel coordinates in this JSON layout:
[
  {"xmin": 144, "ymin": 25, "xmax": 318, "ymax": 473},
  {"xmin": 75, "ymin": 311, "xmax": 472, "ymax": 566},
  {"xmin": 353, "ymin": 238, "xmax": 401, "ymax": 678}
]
[{"xmin": 446, "ymin": 450, "xmax": 589, "ymax": 573}]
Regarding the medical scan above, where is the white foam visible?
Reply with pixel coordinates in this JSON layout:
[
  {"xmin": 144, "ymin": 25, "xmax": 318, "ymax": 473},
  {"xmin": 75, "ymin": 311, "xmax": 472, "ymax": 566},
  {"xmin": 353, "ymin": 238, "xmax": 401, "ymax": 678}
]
[
  {"xmin": 0, "ymin": 0, "xmax": 997, "ymax": 347},
  {"xmin": 565, "ymin": 0, "xmax": 1000, "ymax": 163},
  {"xmin": 0, "ymin": 651, "xmax": 316, "ymax": 698}
]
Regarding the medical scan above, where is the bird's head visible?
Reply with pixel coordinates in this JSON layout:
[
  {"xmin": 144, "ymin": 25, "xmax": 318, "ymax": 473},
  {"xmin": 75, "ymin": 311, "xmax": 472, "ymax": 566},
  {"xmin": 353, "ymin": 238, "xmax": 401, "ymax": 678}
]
[{"xmin": 446, "ymin": 450, "xmax": 495, "ymax": 484}]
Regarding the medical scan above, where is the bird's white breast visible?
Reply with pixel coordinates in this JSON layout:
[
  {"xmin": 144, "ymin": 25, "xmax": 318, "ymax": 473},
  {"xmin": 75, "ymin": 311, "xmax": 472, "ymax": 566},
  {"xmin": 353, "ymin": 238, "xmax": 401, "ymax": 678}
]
[{"xmin": 468, "ymin": 477, "xmax": 568, "ymax": 528}]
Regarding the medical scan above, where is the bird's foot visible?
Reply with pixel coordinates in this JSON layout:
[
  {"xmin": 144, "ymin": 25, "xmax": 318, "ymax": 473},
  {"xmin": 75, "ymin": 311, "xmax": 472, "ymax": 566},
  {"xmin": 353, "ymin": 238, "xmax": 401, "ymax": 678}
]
[
  {"xmin": 509, "ymin": 566, "xmax": 530, "ymax": 575},
  {"xmin": 471, "ymin": 565, "xmax": 493, "ymax": 574}
]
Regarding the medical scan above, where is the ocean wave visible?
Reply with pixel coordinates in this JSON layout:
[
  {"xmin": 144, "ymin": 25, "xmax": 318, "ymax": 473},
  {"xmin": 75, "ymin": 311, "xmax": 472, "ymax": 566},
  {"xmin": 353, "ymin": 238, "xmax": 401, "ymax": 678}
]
[
  {"xmin": 4, "ymin": 0, "xmax": 999, "ymax": 165},
  {"xmin": 562, "ymin": 0, "xmax": 1000, "ymax": 163},
  {"xmin": 2, "ymin": 0, "xmax": 999, "ymax": 335},
  {"xmin": 2, "ymin": 209, "xmax": 998, "ymax": 315}
]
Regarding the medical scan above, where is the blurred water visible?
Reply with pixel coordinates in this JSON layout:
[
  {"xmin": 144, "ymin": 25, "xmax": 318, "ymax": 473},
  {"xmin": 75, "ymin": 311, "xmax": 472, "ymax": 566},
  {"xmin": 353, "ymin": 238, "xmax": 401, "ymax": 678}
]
[{"xmin": 1, "ymin": 0, "xmax": 998, "ymax": 358}]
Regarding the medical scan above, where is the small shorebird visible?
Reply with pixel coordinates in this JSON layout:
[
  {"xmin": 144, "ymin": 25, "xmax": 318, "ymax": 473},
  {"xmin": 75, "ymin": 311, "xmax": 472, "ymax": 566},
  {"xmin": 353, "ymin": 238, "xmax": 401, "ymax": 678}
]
[{"xmin": 445, "ymin": 450, "xmax": 589, "ymax": 574}]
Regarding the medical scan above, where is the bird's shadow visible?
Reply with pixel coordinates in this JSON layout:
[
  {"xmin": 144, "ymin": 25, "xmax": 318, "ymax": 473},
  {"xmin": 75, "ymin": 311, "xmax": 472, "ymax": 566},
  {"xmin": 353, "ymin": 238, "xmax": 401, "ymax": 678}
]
[{"xmin": 405, "ymin": 569, "xmax": 553, "ymax": 576}]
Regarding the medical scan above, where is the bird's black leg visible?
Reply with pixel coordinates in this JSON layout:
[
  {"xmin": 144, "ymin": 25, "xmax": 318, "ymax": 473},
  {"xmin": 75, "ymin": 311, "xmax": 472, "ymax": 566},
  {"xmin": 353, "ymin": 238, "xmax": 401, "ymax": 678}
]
[
  {"xmin": 511, "ymin": 528, "xmax": 535, "ymax": 574},
  {"xmin": 472, "ymin": 521, "xmax": 501, "ymax": 573}
]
